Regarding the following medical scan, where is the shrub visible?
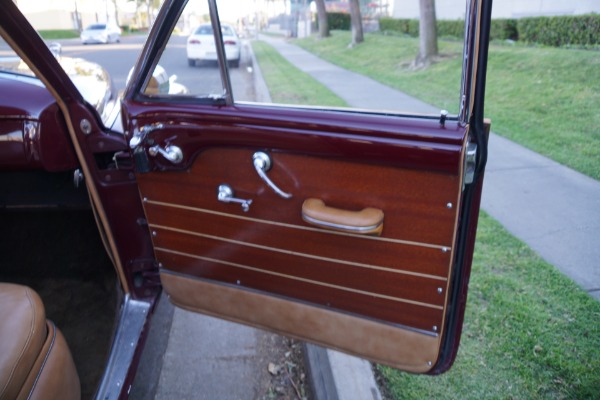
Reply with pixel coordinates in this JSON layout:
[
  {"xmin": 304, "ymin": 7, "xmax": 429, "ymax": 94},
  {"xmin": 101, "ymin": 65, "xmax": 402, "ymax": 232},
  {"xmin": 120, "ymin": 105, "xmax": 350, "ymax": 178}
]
[
  {"xmin": 378, "ymin": 15, "xmax": 598, "ymax": 47},
  {"xmin": 379, "ymin": 17, "xmax": 418, "ymax": 36},
  {"xmin": 518, "ymin": 14, "xmax": 600, "ymax": 46},
  {"xmin": 437, "ymin": 20, "xmax": 464, "ymax": 38},
  {"xmin": 327, "ymin": 13, "xmax": 351, "ymax": 31},
  {"xmin": 489, "ymin": 19, "xmax": 519, "ymax": 41}
]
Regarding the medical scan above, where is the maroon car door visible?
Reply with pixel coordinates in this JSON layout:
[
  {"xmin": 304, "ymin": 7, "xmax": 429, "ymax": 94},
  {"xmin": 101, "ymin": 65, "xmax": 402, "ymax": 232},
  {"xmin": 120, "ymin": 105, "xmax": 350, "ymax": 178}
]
[{"xmin": 120, "ymin": 0, "xmax": 492, "ymax": 373}]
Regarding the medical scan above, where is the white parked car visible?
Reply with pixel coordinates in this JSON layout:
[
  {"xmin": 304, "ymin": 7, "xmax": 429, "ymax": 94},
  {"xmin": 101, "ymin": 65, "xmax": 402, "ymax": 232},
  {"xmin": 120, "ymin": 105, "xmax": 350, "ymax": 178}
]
[
  {"xmin": 186, "ymin": 24, "xmax": 241, "ymax": 68},
  {"xmin": 80, "ymin": 23, "xmax": 121, "ymax": 44}
]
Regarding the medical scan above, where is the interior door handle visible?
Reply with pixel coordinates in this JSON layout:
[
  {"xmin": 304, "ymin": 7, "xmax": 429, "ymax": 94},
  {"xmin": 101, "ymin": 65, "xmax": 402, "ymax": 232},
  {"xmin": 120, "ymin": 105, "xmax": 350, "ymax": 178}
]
[
  {"xmin": 301, "ymin": 198, "xmax": 384, "ymax": 236},
  {"xmin": 252, "ymin": 152, "xmax": 292, "ymax": 199}
]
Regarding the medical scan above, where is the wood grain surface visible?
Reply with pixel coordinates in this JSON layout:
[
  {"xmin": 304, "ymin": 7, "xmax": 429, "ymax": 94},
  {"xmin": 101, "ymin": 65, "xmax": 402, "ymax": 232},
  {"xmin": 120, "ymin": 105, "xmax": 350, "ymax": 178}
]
[{"xmin": 138, "ymin": 147, "xmax": 461, "ymax": 332}]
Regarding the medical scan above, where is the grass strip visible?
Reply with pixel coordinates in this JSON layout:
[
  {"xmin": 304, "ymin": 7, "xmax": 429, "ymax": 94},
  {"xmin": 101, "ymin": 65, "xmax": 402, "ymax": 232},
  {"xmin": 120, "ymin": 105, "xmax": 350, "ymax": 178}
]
[
  {"xmin": 252, "ymin": 39, "xmax": 600, "ymax": 398},
  {"xmin": 251, "ymin": 40, "xmax": 348, "ymax": 107},
  {"xmin": 381, "ymin": 213, "xmax": 600, "ymax": 399},
  {"xmin": 295, "ymin": 31, "xmax": 600, "ymax": 180},
  {"xmin": 38, "ymin": 30, "xmax": 80, "ymax": 40}
]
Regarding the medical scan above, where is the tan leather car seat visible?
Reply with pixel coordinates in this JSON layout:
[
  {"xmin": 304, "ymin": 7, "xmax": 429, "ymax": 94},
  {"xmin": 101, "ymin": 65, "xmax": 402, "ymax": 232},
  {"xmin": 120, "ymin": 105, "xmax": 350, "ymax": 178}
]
[{"xmin": 0, "ymin": 283, "xmax": 80, "ymax": 400}]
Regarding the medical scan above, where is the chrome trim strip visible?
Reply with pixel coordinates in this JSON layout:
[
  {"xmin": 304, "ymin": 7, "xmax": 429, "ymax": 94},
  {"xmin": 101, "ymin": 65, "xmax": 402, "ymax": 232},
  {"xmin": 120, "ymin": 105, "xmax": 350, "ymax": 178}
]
[
  {"xmin": 208, "ymin": 0, "xmax": 233, "ymax": 105},
  {"xmin": 302, "ymin": 214, "xmax": 382, "ymax": 233},
  {"xmin": 95, "ymin": 296, "xmax": 151, "ymax": 400},
  {"xmin": 145, "ymin": 199, "xmax": 452, "ymax": 250},
  {"xmin": 458, "ymin": 0, "xmax": 478, "ymax": 125},
  {"xmin": 156, "ymin": 247, "xmax": 444, "ymax": 310},
  {"xmin": 150, "ymin": 223, "xmax": 447, "ymax": 281}
]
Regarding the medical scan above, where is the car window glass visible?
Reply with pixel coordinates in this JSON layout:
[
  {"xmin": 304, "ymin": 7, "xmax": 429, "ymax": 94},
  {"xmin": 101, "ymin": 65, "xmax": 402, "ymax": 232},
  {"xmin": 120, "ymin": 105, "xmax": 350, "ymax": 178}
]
[
  {"xmin": 143, "ymin": 0, "xmax": 467, "ymax": 115},
  {"xmin": 0, "ymin": 37, "xmax": 46, "ymax": 84},
  {"xmin": 141, "ymin": 1, "xmax": 229, "ymax": 99}
]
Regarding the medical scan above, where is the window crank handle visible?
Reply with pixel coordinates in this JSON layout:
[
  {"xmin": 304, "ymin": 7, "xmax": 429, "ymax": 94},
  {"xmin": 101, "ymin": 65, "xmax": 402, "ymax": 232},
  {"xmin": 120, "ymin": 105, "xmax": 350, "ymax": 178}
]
[
  {"xmin": 148, "ymin": 144, "xmax": 183, "ymax": 164},
  {"xmin": 217, "ymin": 184, "xmax": 252, "ymax": 212}
]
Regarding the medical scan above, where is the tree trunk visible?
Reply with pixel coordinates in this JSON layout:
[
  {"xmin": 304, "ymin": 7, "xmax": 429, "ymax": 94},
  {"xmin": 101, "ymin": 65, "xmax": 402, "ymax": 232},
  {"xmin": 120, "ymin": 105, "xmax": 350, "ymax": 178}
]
[
  {"xmin": 349, "ymin": 0, "xmax": 363, "ymax": 46},
  {"xmin": 415, "ymin": 0, "xmax": 438, "ymax": 67},
  {"xmin": 112, "ymin": 0, "xmax": 120, "ymax": 26},
  {"xmin": 315, "ymin": 0, "xmax": 329, "ymax": 38},
  {"xmin": 146, "ymin": 0, "xmax": 152, "ymax": 28}
]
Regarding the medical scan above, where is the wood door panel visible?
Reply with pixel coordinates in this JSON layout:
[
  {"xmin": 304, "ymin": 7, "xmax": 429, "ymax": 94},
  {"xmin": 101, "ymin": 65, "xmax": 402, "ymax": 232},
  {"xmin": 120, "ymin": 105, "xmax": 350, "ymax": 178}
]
[
  {"xmin": 138, "ymin": 148, "xmax": 460, "ymax": 246},
  {"xmin": 138, "ymin": 146, "xmax": 462, "ymax": 333},
  {"xmin": 152, "ymin": 227, "xmax": 446, "ymax": 306},
  {"xmin": 156, "ymin": 250, "xmax": 443, "ymax": 332},
  {"xmin": 143, "ymin": 203, "xmax": 452, "ymax": 277}
]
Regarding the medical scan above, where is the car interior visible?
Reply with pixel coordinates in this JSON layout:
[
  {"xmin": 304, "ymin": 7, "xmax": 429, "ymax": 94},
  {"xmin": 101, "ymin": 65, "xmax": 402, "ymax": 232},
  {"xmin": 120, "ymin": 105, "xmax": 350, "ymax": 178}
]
[
  {"xmin": 1, "ymin": 26, "xmax": 123, "ymax": 400},
  {"xmin": 0, "ymin": 172, "xmax": 119, "ymax": 399}
]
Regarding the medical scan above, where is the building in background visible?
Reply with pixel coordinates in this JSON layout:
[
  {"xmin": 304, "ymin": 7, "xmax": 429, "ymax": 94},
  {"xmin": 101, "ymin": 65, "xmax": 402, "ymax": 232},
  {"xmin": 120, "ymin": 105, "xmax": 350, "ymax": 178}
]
[
  {"xmin": 14, "ymin": 0, "xmax": 159, "ymax": 31},
  {"xmin": 391, "ymin": 0, "xmax": 600, "ymax": 20}
]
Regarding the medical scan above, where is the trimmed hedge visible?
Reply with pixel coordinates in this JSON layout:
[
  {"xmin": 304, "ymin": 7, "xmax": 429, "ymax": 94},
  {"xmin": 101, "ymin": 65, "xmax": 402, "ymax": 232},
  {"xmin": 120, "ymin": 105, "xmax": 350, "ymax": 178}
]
[
  {"xmin": 379, "ymin": 14, "xmax": 599, "ymax": 46},
  {"xmin": 437, "ymin": 20, "xmax": 464, "ymax": 38},
  {"xmin": 490, "ymin": 18, "xmax": 519, "ymax": 41},
  {"xmin": 518, "ymin": 14, "xmax": 600, "ymax": 46},
  {"xmin": 327, "ymin": 12, "xmax": 351, "ymax": 31},
  {"xmin": 379, "ymin": 18, "xmax": 418, "ymax": 36}
]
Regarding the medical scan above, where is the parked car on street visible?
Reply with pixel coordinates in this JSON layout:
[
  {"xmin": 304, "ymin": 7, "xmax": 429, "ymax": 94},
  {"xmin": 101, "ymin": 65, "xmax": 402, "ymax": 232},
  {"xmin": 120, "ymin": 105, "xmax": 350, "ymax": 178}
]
[
  {"xmin": 186, "ymin": 23, "xmax": 241, "ymax": 67},
  {"xmin": 0, "ymin": 0, "xmax": 493, "ymax": 398},
  {"xmin": 80, "ymin": 23, "xmax": 122, "ymax": 44}
]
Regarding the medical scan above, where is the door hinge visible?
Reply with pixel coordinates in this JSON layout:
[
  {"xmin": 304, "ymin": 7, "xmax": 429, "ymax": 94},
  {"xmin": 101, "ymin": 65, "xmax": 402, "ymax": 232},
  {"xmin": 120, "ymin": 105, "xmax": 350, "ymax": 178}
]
[{"xmin": 463, "ymin": 141, "xmax": 478, "ymax": 187}]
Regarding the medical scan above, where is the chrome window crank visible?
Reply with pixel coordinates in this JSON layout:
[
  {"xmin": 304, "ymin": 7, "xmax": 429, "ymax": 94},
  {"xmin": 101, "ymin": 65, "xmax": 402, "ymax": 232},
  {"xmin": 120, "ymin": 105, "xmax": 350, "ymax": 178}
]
[
  {"xmin": 218, "ymin": 184, "xmax": 252, "ymax": 212},
  {"xmin": 252, "ymin": 152, "xmax": 292, "ymax": 199},
  {"xmin": 148, "ymin": 144, "xmax": 183, "ymax": 164}
]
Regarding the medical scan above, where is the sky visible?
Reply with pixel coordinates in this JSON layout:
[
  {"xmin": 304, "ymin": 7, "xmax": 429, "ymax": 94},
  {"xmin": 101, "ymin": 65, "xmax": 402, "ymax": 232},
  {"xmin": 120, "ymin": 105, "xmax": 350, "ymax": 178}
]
[{"xmin": 186, "ymin": 0, "xmax": 287, "ymax": 22}]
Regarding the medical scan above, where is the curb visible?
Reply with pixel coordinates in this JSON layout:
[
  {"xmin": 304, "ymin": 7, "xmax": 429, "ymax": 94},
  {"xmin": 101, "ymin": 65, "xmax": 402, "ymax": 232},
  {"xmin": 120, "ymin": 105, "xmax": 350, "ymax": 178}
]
[{"xmin": 304, "ymin": 344, "xmax": 383, "ymax": 400}]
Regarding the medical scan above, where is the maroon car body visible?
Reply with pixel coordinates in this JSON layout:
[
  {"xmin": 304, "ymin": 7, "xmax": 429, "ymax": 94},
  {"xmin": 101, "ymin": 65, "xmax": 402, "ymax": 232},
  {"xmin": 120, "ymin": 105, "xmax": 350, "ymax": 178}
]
[{"xmin": 0, "ymin": 0, "xmax": 493, "ymax": 398}]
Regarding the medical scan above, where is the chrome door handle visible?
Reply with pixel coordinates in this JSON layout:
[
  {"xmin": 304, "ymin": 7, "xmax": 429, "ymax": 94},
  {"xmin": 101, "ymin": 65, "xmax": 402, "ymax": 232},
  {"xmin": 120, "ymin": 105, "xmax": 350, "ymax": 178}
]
[
  {"xmin": 218, "ymin": 184, "xmax": 252, "ymax": 212},
  {"xmin": 252, "ymin": 152, "xmax": 292, "ymax": 199}
]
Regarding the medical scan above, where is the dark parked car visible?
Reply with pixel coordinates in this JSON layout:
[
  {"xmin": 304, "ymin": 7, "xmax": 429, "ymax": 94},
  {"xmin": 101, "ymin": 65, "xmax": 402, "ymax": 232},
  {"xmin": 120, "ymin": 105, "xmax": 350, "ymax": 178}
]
[{"xmin": 0, "ymin": 0, "xmax": 493, "ymax": 398}]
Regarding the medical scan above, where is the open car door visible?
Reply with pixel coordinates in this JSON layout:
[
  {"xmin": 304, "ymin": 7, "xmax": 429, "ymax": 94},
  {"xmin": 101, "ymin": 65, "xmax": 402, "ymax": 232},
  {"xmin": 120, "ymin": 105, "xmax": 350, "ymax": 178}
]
[
  {"xmin": 121, "ymin": 0, "xmax": 492, "ymax": 374},
  {"xmin": 0, "ymin": 0, "xmax": 492, "ymax": 382}
]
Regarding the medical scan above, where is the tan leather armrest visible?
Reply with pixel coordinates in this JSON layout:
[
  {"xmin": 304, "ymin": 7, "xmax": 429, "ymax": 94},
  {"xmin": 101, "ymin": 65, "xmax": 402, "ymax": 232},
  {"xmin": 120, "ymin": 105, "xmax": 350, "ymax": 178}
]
[{"xmin": 301, "ymin": 198, "xmax": 384, "ymax": 236}]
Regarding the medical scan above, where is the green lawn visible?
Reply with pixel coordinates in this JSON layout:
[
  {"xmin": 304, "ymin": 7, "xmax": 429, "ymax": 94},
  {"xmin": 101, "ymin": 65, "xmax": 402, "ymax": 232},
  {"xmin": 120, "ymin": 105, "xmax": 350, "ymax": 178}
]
[
  {"xmin": 37, "ymin": 30, "xmax": 80, "ymax": 40},
  {"xmin": 252, "ymin": 38, "xmax": 600, "ymax": 399},
  {"xmin": 380, "ymin": 213, "xmax": 600, "ymax": 399},
  {"xmin": 295, "ymin": 31, "xmax": 600, "ymax": 180},
  {"xmin": 251, "ymin": 41, "xmax": 348, "ymax": 107}
]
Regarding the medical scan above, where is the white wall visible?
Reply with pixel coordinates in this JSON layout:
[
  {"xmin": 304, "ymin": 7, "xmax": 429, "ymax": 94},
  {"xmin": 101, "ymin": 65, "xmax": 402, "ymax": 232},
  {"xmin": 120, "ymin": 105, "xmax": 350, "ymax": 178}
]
[{"xmin": 391, "ymin": 0, "xmax": 600, "ymax": 20}]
